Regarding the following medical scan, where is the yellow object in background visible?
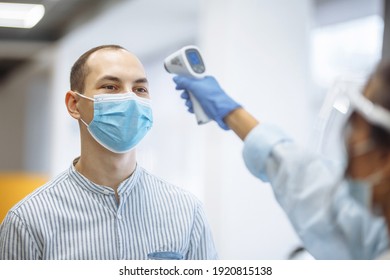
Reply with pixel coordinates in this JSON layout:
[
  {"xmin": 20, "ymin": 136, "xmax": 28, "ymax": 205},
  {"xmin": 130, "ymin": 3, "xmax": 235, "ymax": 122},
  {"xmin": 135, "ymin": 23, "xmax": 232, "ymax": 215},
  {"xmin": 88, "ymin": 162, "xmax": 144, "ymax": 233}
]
[{"xmin": 0, "ymin": 173, "xmax": 47, "ymax": 223}]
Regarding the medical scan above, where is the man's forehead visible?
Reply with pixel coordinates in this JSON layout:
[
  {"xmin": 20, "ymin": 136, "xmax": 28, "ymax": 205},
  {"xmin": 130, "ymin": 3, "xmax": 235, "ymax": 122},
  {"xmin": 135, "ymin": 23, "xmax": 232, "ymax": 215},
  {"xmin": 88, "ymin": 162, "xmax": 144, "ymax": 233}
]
[
  {"xmin": 87, "ymin": 48, "xmax": 139, "ymax": 65},
  {"xmin": 85, "ymin": 48, "xmax": 145, "ymax": 79}
]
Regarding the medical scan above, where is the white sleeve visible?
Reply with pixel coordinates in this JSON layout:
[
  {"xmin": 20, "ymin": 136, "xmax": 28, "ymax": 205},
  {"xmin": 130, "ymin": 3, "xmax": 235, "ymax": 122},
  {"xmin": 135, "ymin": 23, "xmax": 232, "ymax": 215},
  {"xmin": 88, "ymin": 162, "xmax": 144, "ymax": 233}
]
[{"xmin": 242, "ymin": 123, "xmax": 389, "ymax": 259}]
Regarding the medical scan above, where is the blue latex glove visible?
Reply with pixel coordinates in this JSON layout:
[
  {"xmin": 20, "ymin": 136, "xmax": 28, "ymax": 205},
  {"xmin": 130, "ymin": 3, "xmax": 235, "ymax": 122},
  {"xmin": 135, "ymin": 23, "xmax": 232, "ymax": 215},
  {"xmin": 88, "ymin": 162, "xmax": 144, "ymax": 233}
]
[{"xmin": 173, "ymin": 76, "xmax": 241, "ymax": 130}]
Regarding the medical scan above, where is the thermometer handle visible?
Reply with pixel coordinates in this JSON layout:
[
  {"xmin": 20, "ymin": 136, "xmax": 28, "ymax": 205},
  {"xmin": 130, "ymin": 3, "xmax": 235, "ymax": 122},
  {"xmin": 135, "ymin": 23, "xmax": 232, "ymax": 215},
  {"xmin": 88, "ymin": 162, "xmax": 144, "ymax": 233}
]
[{"xmin": 188, "ymin": 91, "xmax": 210, "ymax": 125}]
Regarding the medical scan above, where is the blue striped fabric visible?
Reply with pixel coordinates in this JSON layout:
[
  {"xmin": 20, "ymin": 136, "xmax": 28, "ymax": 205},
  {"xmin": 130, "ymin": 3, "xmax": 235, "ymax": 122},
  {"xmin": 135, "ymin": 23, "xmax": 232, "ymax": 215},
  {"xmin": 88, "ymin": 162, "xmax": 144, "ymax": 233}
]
[{"xmin": 0, "ymin": 162, "xmax": 217, "ymax": 260}]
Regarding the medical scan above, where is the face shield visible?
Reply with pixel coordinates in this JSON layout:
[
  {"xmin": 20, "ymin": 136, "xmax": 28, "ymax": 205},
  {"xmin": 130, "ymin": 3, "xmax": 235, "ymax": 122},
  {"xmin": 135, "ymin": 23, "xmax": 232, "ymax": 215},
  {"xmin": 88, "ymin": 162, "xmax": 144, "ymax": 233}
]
[
  {"xmin": 314, "ymin": 77, "xmax": 390, "ymax": 169},
  {"xmin": 315, "ymin": 77, "xmax": 390, "ymax": 214},
  {"xmin": 314, "ymin": 78, "xmax": 365, "ymax": 167}
]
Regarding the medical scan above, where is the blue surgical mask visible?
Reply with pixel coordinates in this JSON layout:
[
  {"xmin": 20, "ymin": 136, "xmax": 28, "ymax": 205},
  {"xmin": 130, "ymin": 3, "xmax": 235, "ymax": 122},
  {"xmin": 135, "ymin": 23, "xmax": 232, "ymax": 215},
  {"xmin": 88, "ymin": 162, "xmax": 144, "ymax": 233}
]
[
  {"xmin": 75, "ymin": 92, "xmax": 153, "ymax": 153},
  {"xmin": 347, "ymin": 178, "xmax": 373, "ymax": 209},
  {"xmin": 347, "ymin": 174, "xmax": 384, "ymax": 216},
  {"xmin": 345, "ymin": 137, "xmax": 384, "ymax": 215}
]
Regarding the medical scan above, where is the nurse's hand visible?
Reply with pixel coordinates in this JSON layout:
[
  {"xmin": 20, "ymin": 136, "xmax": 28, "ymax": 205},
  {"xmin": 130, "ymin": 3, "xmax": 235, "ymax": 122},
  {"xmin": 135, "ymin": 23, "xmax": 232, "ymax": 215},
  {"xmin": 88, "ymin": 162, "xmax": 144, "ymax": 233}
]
[{"xmin": 173, "ymin": 76, "xmax": 241, "ymax": 130}]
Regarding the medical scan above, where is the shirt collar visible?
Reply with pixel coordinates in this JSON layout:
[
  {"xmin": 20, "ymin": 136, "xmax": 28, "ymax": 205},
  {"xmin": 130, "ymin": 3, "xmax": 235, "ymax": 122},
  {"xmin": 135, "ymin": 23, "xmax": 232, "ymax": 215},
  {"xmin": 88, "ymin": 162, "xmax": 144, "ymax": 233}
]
[{"xmin": 67, "ymin": 157, "xmax": 141, "ymax": 197}]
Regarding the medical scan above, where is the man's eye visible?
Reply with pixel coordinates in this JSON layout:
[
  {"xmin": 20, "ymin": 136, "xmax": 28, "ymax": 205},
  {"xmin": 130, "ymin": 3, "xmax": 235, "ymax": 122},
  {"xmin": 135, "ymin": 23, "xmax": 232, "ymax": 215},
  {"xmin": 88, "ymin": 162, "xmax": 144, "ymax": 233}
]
[
  {"xmin": 133, "ymin": 87, "xmax": 149, "ymax": 94},
  {"xmin": 103, "ymin": 85, "xmax": 117, "ymax": 90}
]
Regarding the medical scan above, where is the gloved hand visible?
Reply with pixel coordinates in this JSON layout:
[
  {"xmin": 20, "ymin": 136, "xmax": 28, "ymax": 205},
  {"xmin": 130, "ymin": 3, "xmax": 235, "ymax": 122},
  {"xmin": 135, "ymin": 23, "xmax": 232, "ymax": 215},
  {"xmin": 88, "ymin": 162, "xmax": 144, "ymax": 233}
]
[{"xmin": 173, "ymin": 76, "xmax": 241, "ymax": 130}]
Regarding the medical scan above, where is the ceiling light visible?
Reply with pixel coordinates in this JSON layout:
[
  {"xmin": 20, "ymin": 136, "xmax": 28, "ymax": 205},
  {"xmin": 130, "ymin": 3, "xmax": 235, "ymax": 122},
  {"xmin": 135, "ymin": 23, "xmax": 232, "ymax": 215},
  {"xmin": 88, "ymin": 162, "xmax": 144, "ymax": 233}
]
[{"xmin": 0, "ymin": 2, "xmax": 45, "ymax": 29}]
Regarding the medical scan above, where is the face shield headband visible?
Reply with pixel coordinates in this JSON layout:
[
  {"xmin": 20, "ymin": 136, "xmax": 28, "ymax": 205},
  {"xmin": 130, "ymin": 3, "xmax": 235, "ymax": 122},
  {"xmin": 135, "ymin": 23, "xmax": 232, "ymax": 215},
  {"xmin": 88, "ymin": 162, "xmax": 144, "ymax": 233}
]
[{"xmin": 346, "ymin": 90, "xmax": 390, "ymax": 133}]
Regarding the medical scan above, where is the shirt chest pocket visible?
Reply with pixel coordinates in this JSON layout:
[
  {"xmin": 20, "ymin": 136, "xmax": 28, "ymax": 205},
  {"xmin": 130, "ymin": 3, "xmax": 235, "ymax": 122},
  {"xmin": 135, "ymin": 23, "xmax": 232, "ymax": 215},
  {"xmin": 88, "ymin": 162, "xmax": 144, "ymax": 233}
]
[{"xmin": 147, "ymin": 251, "xmax": 183, "ymax": 260}]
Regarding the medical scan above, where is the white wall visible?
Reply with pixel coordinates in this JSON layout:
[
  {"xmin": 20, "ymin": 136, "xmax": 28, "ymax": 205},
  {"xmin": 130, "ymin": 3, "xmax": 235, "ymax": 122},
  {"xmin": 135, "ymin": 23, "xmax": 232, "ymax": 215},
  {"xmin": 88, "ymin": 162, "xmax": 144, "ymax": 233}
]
[
  {"xmin": 48, "ymin": 0, "xmax": 312, "ymax": 259},
  {"xmin": 197, "ymin": 0, "xmax": 312, "ymax": 259}
]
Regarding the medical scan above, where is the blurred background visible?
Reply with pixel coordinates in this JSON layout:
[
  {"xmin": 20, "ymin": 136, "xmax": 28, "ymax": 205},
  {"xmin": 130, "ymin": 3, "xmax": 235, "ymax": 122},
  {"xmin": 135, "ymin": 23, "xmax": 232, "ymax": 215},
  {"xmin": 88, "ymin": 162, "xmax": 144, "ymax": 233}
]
[{"xmin": 0, "ymin": 0, "xmax": 387, "ymax": 259}]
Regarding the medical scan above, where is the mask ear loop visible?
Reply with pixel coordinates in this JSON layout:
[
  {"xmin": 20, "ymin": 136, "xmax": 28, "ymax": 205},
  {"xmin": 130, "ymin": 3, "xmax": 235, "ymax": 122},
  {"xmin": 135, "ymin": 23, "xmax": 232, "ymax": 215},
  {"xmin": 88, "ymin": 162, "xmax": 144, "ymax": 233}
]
[
  {"xmin": 74, "ymin": 91, "xmax": 94, "ymax": 101},
  {"xmin": 79, "ymin": 118, "xmax": 89, "ymax": 127},
  {"xmin": 73, "ymin": 91, "xmax": 94, "ymax": 127}
]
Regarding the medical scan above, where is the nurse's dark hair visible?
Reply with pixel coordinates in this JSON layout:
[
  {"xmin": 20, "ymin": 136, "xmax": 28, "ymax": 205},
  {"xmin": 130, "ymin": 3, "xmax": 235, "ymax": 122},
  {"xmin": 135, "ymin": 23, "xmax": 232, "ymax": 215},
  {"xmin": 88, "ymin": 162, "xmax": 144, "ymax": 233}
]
[
  {"xmin": 70, "ymin": 45, "xmax": 126, "ymax": 93},
  {"xmin": 364, "ymin": 61, "xmax": 390, "ymax": 149}
]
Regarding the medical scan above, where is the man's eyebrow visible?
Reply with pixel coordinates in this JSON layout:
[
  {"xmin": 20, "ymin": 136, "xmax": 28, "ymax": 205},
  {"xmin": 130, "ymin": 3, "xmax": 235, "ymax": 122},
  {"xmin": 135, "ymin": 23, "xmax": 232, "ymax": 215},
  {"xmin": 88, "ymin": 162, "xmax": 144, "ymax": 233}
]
[
  {"xmin": 134, "ymin": 77, "xmax": 148, "ymax": 84},
  {"xmin": 96, "ymin": 76, "xmax": 148, "ymax": 84},
  {"xmin": 96, "ymin": 75, "xmax": 121, "ymax": 83}
]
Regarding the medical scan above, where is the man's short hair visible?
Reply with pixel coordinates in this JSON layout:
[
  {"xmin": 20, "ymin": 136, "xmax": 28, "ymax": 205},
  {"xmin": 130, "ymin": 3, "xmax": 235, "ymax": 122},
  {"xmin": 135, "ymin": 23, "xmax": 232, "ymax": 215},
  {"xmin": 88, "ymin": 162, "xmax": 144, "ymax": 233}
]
[{"xmin": 70, "ymin": 45, "xmax": 126, "ymax": 93}]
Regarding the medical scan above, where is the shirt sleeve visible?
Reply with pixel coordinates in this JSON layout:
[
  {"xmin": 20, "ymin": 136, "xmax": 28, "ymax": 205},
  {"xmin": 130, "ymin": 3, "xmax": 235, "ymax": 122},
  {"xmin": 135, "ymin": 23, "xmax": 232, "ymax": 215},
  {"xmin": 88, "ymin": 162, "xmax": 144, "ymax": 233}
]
[
  {"xmin": 0, "ymin": 211, "xmax": 40, "ymax": 260},
  {"xmin": 242, "ymin": 123, "xmax": 389, "ymax": 259},
  {"xmin": 185, "ymin": 203, "xmax": 218, "ymax": 260}
]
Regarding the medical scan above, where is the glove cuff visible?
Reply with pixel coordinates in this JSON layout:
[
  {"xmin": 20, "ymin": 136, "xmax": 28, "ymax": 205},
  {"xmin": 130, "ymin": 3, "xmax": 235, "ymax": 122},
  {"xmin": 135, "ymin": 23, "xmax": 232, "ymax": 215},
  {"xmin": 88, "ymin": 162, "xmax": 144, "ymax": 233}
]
[{"xmin": 216, "ymin": 102, "xmax": 242, "ymax": 130}]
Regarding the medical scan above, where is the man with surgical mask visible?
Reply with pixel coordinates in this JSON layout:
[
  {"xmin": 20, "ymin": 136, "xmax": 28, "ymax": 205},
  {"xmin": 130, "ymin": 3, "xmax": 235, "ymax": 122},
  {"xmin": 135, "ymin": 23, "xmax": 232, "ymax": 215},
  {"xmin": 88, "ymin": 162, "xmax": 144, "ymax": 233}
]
[
  {"xmin": 172, "ymin": 62, "xmax": 390, "ymax": 259},
  {"xmin": 0, "ymin": 45, "xmax": 217, "ymax": 260}
]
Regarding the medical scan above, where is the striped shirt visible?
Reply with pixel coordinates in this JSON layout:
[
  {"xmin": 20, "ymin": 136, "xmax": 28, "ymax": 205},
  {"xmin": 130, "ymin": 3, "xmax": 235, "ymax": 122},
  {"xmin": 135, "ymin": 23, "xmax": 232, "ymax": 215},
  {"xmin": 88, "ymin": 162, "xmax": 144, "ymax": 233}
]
[{"xmin": 0, "ymin": 161, "xmax": 217, "ymax": 260}]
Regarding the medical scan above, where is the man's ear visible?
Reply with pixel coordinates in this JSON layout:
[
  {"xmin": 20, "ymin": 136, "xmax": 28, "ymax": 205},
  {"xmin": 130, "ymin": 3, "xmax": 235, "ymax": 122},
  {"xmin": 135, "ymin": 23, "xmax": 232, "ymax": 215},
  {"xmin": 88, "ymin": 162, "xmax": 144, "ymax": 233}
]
[{"xmin": 65, "ymin": 91, "xmax": 80, "ymax": 119}]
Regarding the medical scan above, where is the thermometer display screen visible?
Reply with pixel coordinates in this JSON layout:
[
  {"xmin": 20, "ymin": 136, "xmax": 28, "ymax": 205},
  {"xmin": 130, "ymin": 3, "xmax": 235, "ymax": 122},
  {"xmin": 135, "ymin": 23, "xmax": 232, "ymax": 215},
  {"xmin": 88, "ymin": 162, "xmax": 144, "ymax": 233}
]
[{"xmin": 185, "ymin": 49, "xmax": 205, "ymax": 74}]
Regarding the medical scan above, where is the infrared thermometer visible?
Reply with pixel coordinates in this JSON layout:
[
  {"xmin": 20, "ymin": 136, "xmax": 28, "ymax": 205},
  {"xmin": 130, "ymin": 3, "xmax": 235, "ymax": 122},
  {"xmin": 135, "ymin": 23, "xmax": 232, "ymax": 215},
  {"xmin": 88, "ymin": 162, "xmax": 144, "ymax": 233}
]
[{"xmin": 164, "ymin": 45, "xmax": 211, "ymax": 125}]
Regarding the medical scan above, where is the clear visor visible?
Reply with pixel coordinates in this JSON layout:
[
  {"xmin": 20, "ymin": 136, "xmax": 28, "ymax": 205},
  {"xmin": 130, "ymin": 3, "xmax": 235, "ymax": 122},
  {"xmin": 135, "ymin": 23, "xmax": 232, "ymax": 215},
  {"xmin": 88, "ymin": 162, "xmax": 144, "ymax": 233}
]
[
  {"xmin": 330, "ymin": 78, "xmax": 390, "ymax": 132},
  {"xmin": 313, "ymin": 77, "xmax": 390, "ymax": 165},
  {"xmin": 313, "ymin": 77, "xmax": 390, "ymax": 207}
]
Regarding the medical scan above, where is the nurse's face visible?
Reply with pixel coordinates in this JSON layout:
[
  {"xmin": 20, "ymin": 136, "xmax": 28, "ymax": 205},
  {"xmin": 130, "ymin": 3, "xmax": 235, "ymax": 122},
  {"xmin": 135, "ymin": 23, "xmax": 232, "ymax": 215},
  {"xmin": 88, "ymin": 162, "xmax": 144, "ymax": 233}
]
[
  {"xmin": 344, "ymin": 112, "xmax": 378, "ymax": 179},
  {"xmin": 345, "ymin": 96, "xmax": 390, "ymax": 213},
  {"xmin": 345, "ymin": 78, "xmax": 389, "ymax": 181}
]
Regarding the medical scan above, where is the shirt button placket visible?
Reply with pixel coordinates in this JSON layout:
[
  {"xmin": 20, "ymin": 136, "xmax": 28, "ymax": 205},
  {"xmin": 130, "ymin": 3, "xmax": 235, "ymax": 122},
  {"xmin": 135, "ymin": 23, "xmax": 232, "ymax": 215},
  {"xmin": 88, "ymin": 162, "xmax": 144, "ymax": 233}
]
[{"xmin": 117, "ymin": 210, "xmax": 125, "ymax": 259}]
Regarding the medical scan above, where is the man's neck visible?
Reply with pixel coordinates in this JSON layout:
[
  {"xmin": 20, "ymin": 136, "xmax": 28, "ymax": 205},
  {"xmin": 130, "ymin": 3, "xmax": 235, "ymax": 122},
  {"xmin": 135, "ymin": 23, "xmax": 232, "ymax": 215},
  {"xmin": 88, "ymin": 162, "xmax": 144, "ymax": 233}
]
[{"xmin": 75, "ymin": 148, "xmax": 137, "ymax": 191}]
